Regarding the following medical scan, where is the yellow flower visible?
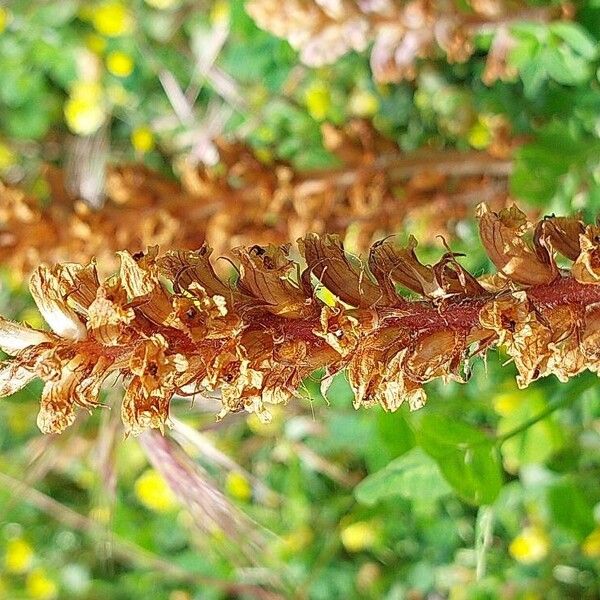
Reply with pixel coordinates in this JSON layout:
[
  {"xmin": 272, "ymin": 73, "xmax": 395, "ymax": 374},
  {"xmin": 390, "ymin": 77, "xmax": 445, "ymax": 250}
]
[
  {"xmin": 225, "ymin": 471, "xmax": 252, "ymax": 502},
  {"xmin": 248, "ymin": 404, "xmax": 282, "ymax": 436},
  {"xmin": 0, "ymin": 143, "xmax": 15, "ymax": 170},
  {"xmin": 85, "ymin": 33, "xmax": 107, "ymax": 55},
  {"xmin": 341, "ymin": 521, "xmax": 379, "ymax": 553},
  {"xmin": 492, "ymin": 391, "xmax": 521, "ymax": 416},
  {"xmin": 92, "ymin": 1, "xmax": 133, "ymax": 37},
  {"xmin": 509, "ymin": 526, "xmax": 549, "ymax": 564},
  {"xmin": 4, "ymin": 538, "xmax": 33, "ymax": 574},
  {"xmin": 106, "ymin": 51, "xmax": 134, "ymax": 78},
  {"xmin": 0, "ymin": 7, "xmax": 10, "ymax": 33},
  {"xmin": 210, "ymin": 0, "xmax": 230, "ymax": 25},
  {"xmin": 305, "ymin": 82, "xmax": 331, "ymax": 121},
  {"xmin": 64, "ymin": 82, "xmax": 106, "ymax": 136},
  {"xmin": 106, "ymin": 84, "xmax": 132, "ymax": 107},
  {"xmin": 280, "ymin": 525, "xmax": 314, "ymax": 555},
  {"xmin": 131, "ymin": 126, "xmax": 155, "ymax": 153},
  {"xmin": 348, "ymin": 89, "xmax": 379, "ymax": 118},
  {"xmin": 582, "ymin": 527, "xmax": 600, "ymax": 558},
  {"xmin": 134, "ymin": 469, "xmax": 177, "ymax": 512},
  {"xmin": 26, "ymin": 568, "xmax": 58, "ymax": 600},
  {"xmin": 145, "ymin": 0, "xmax": 181, "ymax": 8},
  {"xmin": 468, "ymin": 119, "xmax": 492, "ymax": 150}
]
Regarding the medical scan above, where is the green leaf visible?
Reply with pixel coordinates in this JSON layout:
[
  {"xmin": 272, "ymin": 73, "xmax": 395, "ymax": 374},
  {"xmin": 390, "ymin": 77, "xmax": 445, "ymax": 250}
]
[
  {"xmin": 548, "ymin": 481, "xmax": 595, "ymax": 540},
  {"xmin": 497, "ymin": 391, "xmax": 565, "ymax": 472},
  {"xmin": 541, "ymin": 47, "xmax": 591, "ymax": 85},
  {"xmin": 550, "ymin": 22, "xmax": 598, "ymax": 60},
  {"xmin": 510, "ymin": 121, "xmax": 600, "ymax": 203},
  {"xmin": 416, "ymin": 415, "xmax": 503, "ymax": 506},
  {"xmin": 355, "ymin": 447, "xmax": 451, "ymax": 506}
]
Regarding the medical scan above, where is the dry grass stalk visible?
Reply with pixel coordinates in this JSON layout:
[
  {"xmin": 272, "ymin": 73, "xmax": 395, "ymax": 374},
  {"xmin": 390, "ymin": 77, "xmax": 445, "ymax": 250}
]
[{"xmin": 0, "ymin": 203, "xmax": 598, "ymax": 435}]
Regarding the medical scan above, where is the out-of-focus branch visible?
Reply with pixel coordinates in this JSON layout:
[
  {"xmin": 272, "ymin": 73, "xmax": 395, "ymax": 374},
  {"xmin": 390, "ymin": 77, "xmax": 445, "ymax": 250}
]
[{"xmin": 0, "ymin": 121, "xmax": 514, "ymax": 279}]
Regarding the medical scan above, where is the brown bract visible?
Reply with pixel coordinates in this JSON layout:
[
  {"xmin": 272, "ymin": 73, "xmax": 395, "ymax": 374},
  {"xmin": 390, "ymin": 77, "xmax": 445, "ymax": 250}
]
[{"xmin": 1, "ymin": 203, "xmax": 598, "ymax": 435}]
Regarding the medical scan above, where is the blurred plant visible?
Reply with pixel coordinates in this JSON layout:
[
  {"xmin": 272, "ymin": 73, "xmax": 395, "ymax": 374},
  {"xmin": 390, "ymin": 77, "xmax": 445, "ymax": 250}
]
[
  {"xmin": 246, "ymin": 0, "xmax": 568, "ymax": 83},
  {"xmin": 0, "ymin": 121, "xmax": 512, "ymax": 279}
]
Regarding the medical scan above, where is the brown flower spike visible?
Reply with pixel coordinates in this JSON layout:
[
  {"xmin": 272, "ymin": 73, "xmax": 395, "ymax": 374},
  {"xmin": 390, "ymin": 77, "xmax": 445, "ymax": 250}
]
[{"xmin": 0, "ymin": 203, "xmax": 599, "ymax": 435}]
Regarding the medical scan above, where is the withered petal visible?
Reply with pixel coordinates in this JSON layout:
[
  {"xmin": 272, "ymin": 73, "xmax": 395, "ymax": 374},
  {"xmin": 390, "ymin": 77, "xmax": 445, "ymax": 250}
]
[{"xmin": 477, "ymin": 203, "xmax": 558, "ymax": 286}]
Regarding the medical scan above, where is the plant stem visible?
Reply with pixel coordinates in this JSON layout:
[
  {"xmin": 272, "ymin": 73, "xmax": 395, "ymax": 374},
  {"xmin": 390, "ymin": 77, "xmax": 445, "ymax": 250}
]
[{"xmin": 496, "ymin": 374, "xmax": 596, "ymax": 445}]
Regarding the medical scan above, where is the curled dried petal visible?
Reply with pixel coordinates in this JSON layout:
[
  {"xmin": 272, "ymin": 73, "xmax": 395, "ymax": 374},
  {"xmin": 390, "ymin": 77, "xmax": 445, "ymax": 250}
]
[
  {"xmin": 477, "ymin": 203, "xmax": 558, "ymax": 286},
  {"xmin": 30, "ymin": 266, "xmax": 87, "ymax": 340},
  {"xmin": 234, "ymin": 244, "xmax": 310, "ymax": 317},
  {"xmin": 369, "ymin": 235, "xmax": 442, "ymax": 298},
  {"xmin": 0, "ymin": 362, "xmax": 37, "ymax": 396},
  {"xmin": 534, "ymin": 215, "xmax": 585, "ymax": 261},
  {"xmin": 0, "ymin": 317, "xmax": 52, "ymax": 355},
  {"xmin": 572, "ymin": 226, "xmax": 600, "ymax": 284},
  {"xmin": 300, "ymin": 233, "xmax": 380, "ymax": 307}
]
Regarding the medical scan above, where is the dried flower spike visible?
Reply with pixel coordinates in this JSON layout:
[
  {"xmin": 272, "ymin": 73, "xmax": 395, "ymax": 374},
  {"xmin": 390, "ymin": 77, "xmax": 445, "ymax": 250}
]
[
  {"xmin": 0, "ymin": 203, "xmax": 598, "ymax": 436},
  {"xmin": 0, "ymin": 123, "xmax": 512, "ymax": 279}
]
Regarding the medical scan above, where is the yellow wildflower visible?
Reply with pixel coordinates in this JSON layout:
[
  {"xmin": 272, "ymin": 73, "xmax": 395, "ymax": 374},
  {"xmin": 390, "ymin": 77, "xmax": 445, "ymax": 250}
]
[
  {"xmin": 280, "ymin": 525, "xmax": 314, "ymax": 555},
  {"xmin": 92, "ymin": 1, "xmax": 133, "ymax": 37},
  {"xmin": 131, "ymin": 126, "xmax": 155, "ymax": 153},
  {"xmin": 64, "ymin": 82, "xmax": 106, "ymax": 136},
  {"xmin": 225, "ymin": 471, "xmax": 252, "ymax": 502},
  {"xmin": 26, "ymin": 568, "xmax": 58, "ymax": 600},
  {"xmin": 582, "ymin": 527, "xmax": 600, "ymax": 558},
  {"xmin": 468, "ymin": 119, "xmax": 492, "ymax": 150},
  {"xmin": 305, "ymin": 82, "xmax": 331, "ymax": 121},
  {"xmin": 492, "ymin": 391, "xmax": 521, "ymax": 416},
  {"xmin": 85, "ymin": 33, "xmax": 107, "ymax": 55},
  {"xmin": 509, "ymin": 526, "xmax": 549, "ymax": 564},
  {"xmin": 210, "ymin": 0, "xmax": 230, "ymax": 25},
  {"xmin": 0, "ymin": 7, "xmax": 10, "ymax": 33},
  {"xmin": 4, "ymin": 538, "xmax": 33, "ymax": 574},
  {"xmin": 348, "ymin": 89, "xmax": 379, "ymax": 118},
  {"xmin": 341, "ymin": 521, "xmax": 379, "ymax": 553},
  {"xmin": 134, "ymin": 469, "xmax": 177, "ymax": 512},
  {"xmin": 0, "ymin": 143, "xmax": 15, "ymax": 170},
  {"xmin": 106, "ymin": 51, "xmax": 134, "ymax": 78}
]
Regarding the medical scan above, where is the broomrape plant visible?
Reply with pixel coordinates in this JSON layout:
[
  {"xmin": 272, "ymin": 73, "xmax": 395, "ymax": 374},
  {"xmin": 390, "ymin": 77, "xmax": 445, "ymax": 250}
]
[{"xmin": 0, "ymin": 203, "xmax": 599, "ymax": 436}]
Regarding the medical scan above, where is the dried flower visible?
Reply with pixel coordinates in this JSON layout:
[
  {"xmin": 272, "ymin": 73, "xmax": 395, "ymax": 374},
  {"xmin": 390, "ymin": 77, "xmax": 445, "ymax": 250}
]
[
  {"xmin": 246, "ymin": 0, "xmax": 564, "ymax": 83},
  {"xmin": 0, "ymin": 203, "xmax": 598, "ymax": 436},
  {"xmin": 0, "ymin": 122, "xmax": 512, "ymax": 279}
]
